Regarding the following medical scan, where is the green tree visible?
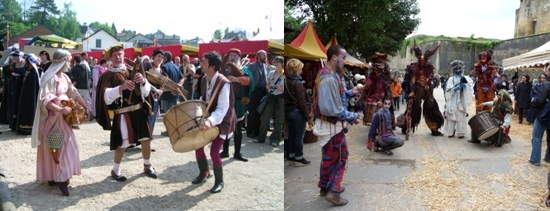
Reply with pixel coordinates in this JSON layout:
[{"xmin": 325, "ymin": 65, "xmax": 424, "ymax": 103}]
[
  {"xmin": 89, "ymin": 21, "xmax": 115, "ymax": 37},
  {"xmin": 0, "ymin": 0, "xmax": 31, "ymax": 38},
  {"xmin": 213, "ymin": 29, "xmax": 223, "ymax": 40},
  {"xmin": 29, "ymin": 0, "xmax": 59, "ymax": 25},
  {"xmin": 284, "ymin": 2, "xmax": 306, "ymax": 44},
  {"xmin": 43, "ymin": 3, "xmax": 80, "ymax": 40},
  {"xmin": 58, "ymin": 3, "xmax": 80, "ymax": 40},
  {"xmin": 19, "ymin": 0, "xmax": 34, "ymax": 22},
  {"xmin": 285, "ymin": 0, "xmax": 421, "ymax": 59},
  {"xmin": 111, "ymin": 22, "xmax": 117, "ymax": 35}
]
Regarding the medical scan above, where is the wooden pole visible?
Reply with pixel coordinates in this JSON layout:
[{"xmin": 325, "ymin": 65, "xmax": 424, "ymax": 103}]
[{"xmin": 0, "ymin": 173, "xmax": 16, "ymax": 211}]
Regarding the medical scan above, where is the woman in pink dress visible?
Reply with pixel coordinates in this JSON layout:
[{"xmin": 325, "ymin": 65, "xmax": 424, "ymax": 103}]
[
  {"xmin": 31, "ymin": 49, "xmax": 89, "ymax": 196},
  {"xmin": 91, "ymin": 58, "xmax": 108, "ymax": 117}
]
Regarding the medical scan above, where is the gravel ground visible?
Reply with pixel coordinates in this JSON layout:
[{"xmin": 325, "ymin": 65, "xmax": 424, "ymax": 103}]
[{"xmin": 0, "ymin": 116, "xmax": 284, "ymax": 211}]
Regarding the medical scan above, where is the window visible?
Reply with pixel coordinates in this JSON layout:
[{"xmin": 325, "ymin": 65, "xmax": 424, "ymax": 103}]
[
  {"xmin": 95, "ymin": 39, "xmax": 101, "ymax": 48},
  {"xmin": 532, "ymin": 20, "xmax": 537, "ymax": 34}
]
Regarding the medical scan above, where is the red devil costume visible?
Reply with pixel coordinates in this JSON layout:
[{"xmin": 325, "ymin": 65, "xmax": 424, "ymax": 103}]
[
  {"xmin": 358, "ymin": 52, "xmax": 394, "ymax": 127},
  {"xmin": 401, "ymin": 40, "xmax": 445, "ymax": 136},
  {"xmin": 471, "ymin": 50, "xmax": 499, "ymax": 113}
]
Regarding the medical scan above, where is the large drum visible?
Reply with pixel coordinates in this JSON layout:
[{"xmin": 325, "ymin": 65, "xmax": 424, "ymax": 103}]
[
  {"xmin": 468, "ymin": 111, "xmax": 499, "ymax": 140},
  {"xmin": 163, "ymin": 100, "xmax": 219, "ymax": 153}
]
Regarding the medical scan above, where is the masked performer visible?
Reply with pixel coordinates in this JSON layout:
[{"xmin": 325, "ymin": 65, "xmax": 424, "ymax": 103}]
[
  {"xmin": 442, "ymin": 60, "xmax": 474, "ymax": 138},
  {"xmin": 15, "ymin": 54, "xmax": 41, "ymax": 135},
  {"xmin": 367, "ymin": 97, "xmax": 405, "ymax": 155},
  {"xmin": 220, "ymin": 48, "xmax": 254, "ymax": 162},
  {"xmin": 96, "ymin": 44, "xmax": 157, "ymax": 181},
  {"xmin": 401, "ymin": 40, "xmax": 445, "ymax": 136},
  {"xmin": 471, "ymin": 50, "xmax": 499, "ymax": 113},
  {"xmin": 358, "ymin": 53, "xmax": 393, "ymax": 127},
  {"xmin": 468, "ymin": 90, "xmax": 513, "ymax": 146}
]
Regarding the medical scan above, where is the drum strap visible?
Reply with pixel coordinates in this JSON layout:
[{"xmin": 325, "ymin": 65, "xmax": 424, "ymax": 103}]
[{"xmin": 200, "ymin": 79, "xmax": 224, "ymax": 124}]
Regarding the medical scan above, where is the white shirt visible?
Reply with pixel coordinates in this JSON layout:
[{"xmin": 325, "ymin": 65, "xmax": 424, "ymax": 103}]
[
  {"xmin": 104, "ymin": 68, "xmax": 152, "ymax": 105},
  {"xmin": 202, "ymin": 71, "xmax": 233, "ymax": 139}
]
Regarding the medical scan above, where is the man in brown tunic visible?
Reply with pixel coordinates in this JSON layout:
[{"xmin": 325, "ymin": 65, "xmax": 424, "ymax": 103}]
[
  {"xmin": 191, "ymin": 51, "xmax": 236, "ymax": 193},
  {"xmin": 96, "ymin": 44, "xmax": 157, "ymax": 181}
]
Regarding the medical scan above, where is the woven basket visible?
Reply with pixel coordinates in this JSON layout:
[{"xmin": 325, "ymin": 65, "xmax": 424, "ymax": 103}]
[{"xmin": 47, "ymin": 120, "xmax": 64, "ymax": 149}]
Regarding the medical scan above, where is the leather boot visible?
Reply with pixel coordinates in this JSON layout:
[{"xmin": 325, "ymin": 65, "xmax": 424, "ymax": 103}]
[
  {"xmin": 192, "ymin": 160, "xmax": 212, "ymax": 184},
  {"xmin": 325, "ymin": 191, "xmax": 348, "ymax": 206},
  {"xmin": 58, "ymin": 181, "xmax": 70, "ymax": 196},
  {"xmin": 220, "ymin": 139, "xmax": 230, "ymax": 158},
  {"xmin": 210, "ymin": 166, "xmax": 224, "ymax": 193}
]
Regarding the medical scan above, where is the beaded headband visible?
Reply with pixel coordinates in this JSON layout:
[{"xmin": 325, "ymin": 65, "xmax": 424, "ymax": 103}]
[{"xmin": 52, "ymin": 55, "xmax": 72, "ymax": 64}]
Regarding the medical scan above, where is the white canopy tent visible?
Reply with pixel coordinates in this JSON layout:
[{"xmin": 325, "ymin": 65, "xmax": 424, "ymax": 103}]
[{"xmin": 503, "ymin": 39, "xmax": 550, "ymax": 70}]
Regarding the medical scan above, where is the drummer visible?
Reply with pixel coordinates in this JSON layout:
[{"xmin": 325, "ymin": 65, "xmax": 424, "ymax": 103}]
[
  {"xmin": 191, "ymin": 51, "xmax": 236, "ymax": 193},
  {"xmin": 468, "ymin": 89, "xmax": 513, "ymax": 146}
]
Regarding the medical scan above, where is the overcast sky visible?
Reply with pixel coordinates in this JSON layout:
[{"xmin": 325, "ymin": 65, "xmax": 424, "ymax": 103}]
[
  {"xmin": 412, "ymin": 0, "xmax": 518, "ymax": 40},
  {"xmin": 53, "ymin": 0, "xmax": 283, "ymax": 41}
]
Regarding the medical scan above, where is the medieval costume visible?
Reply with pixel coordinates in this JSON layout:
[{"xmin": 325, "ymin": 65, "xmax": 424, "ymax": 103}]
[
  {"xmin": 401, "ymin": 41, "xmax": 445, "ymax": 136},
  {"xmin": 91, "ymin": 62, "xmax": 107, "ymax": 117},
  {"xmin": 468, "ymin": 90, "xmax": 513, "ymax": 146},
  {"xmin": 16, "ymin": 54, "xmax": 41, "ymax": 135},
  {"xmin": 367, "ymin": 98, "xmax": 405, "ymax": 155},
  {"xmin": 312, "ymin": 47, "xmax": 359, "ymax": 206},
  {"xmin": 358, "ymin": 53, "xmax": 394, "ymax": 127},
  {"xmin": 7, "ymin": 51, "xmax": 26, "ymax": 131},
  {"xmin": 442, "ymin": 60, "xmax": 474, "ymax": 138},
  {"xmin": 31, "ymin": 49, "xmax": 88, "ymax": 196},
  {"xmin": 472, "ymin": 50, "xmax": 499, "ymax": 113},
  {"xmin": 192, "ymin": 52, "xmax": 236, "ymax": 193},
  {"xmin": 220, "ymin": 48, "xmax": 254, "ymax": 162},
  {"xmin": 96, "ymin": 44, "xmax": 157, "ymax": 181},
  {"xmin": 0, "ymin": 57, "xmax": 12, "ymax": 124}
]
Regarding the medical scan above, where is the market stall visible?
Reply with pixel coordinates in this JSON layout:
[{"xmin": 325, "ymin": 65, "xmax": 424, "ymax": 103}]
[
  {"xmin": 24, "ymin": 34, "xmax": 79, "ymax": 49},
  {"xmin": 283, "ymin": 21, "xmax": 327, "ymax": 93},
  {"xmin": 503, "ymin": 39, "xmax": 550, "ymax": 71},
  {"xmin": 141, "ymin": 44, "xmax": 198, "ymax": 59},
  {"xmin": 198, "ymin": 40, "xmax": 283, "ymax": 60}
]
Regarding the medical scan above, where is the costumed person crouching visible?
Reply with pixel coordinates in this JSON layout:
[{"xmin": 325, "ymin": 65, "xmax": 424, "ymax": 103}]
[
  {"xmin": 220, "ymin": 48, "xmax": 253, "ymax": 162},
  {"xmin": 467, "ymin": 90, "xmax": 513, "ymax": 146},
  {"xmin": 367, "ymin": 96, "xmax": 405, "ymax": 155},
  {"xmin": 400, "ymin": 40, "xmax": 445, "ymax": 137},
  {"xmin": 442, "ymin": 60, "xmax": 474, "ymax": 138},
  {"xmin": 471, "ymin": 50, "xmax": 499, "ymax": 113},
  {"xmin": 95, "ymin": 43, "xmax": 158, "ymax": 181},
  {"xmin": 192, "ymin": 51, "xmax": 236, "ymax": 193},
  {"xmin": 358, "ymin": 52, "xmax": 394, "ymax": 127}
]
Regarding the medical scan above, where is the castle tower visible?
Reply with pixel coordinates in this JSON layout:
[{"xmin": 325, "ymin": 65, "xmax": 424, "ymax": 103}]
[{"xmin": 515, "ymin": 0, "xmax": 550, "ymax": 37}]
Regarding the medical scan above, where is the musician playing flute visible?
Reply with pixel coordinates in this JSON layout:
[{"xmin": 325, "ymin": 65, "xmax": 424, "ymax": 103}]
[
  {"xmin": 443, "ymin": 60, "xmax": 474, "ymax": 138},
  {"xmin": 220, "ymin": 48, "xmax": 253, "ymax": 162},
  {"xmin": 96, "ymin": 43, "xmax": 158, "ymax": 181},
  {"xmin": 192, "ymin": 51, "xmax": 236, "ymax": 193}
]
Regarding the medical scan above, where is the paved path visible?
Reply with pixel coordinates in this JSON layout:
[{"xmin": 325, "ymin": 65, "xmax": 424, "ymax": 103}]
[{"xmin": 285, "ymin": 87, "xmax": 550, "ymax": 210}]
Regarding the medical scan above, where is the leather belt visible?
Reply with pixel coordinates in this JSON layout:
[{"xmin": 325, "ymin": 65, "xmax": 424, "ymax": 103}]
[{"xmin": 113, "ymin": 103, "xmax": 142, "ymax": 114}]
